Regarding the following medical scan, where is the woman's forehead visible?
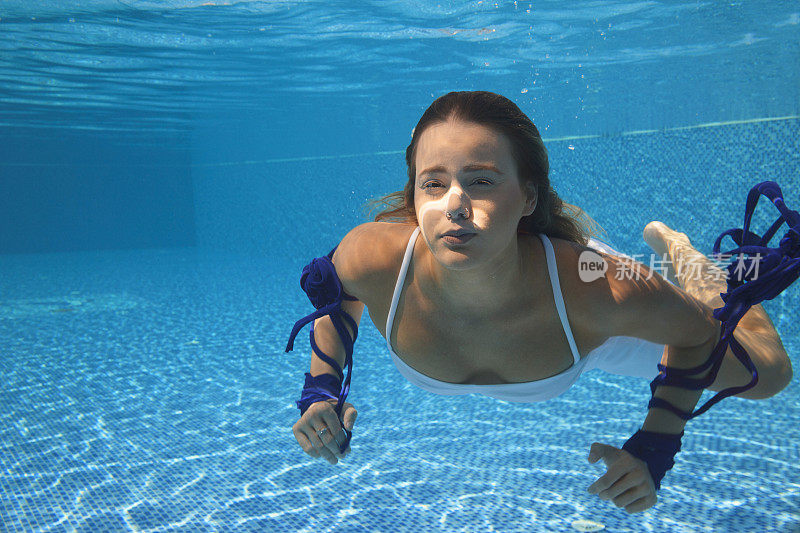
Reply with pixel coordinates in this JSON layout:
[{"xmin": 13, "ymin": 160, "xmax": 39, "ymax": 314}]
[{"xmin": 416, "ymin": 121, "xmax": 512, "ymax": 164}]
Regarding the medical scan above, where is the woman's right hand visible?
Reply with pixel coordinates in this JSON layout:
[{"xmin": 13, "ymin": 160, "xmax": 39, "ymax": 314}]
[{"xmin": 292, "ymin": 399, "xmax": 357, "ymax": 465}]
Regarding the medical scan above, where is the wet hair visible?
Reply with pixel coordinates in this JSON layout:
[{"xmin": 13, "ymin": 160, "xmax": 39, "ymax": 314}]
[{"xmin": 365, "ymin": 90, "xmax": 605, "ymax": 245}]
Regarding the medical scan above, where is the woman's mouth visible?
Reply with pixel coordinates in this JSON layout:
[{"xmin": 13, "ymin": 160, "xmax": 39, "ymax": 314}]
[{"xmin": 441, "ymin": 233, "xmax": 476, "ymax": 245}]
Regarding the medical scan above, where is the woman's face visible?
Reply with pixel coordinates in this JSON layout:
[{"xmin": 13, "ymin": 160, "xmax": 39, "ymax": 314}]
[{"xmin": 413, "ymin": 119, "xmax": 537, "ymax": 269}]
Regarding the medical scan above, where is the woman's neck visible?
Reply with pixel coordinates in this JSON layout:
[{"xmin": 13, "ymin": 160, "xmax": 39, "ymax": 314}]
[{"xmin": 419, "ymin": 233, "xmax": 540, "ymax": 322}]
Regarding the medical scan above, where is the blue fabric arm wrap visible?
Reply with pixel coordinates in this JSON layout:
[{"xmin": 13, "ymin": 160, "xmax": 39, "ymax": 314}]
[
  {"xmin": 622, "ymin": 429, "xmax": 683, "ymax": 491},
  {"xmin": 625, "ymin": 181, "xmax": 799, "ymax": 491},
  {"xmin": 647, "ymin": 180, "xmax": 799, "ymax": 421},
  {"xmin": 285, "ymin": 245, "xmax": 359, "ymax": 454}
]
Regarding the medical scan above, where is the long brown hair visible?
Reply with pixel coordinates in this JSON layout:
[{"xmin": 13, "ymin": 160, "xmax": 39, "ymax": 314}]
[{"xmin": 364, "ymin": 91, "xmax": 606, "ymax": 245}]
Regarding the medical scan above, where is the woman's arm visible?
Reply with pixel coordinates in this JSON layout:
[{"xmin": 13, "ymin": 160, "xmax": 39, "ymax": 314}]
[
  {"xmin": 290, "ymin": 223, "xmax": 387, "ymax": 464},
  {"xmin": 309, "ymin": 223, "xmax": 376, "ymax": 380},
  {"xmin": 591, "ymin": 256, "xmax": 714, "ymax": 434},
  {"xmin": 583, "ymin": 251, "xmax": 786, "ymax": 511},
  {"xmin": 591, "ymin": 252, "xmax": 789, "ymax": 434},
  {"xmin": 654, "ymin": 227, "xmax": 792, "ymax": 397}
]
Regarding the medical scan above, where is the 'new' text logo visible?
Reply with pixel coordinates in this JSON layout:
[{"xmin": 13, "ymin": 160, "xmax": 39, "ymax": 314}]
[{"xmin": 578, "ymin": 250, "xmax": 608, "ymax": 282}]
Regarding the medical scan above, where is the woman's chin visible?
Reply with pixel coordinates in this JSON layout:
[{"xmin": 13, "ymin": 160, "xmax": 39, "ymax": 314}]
[{"xmin": 435, "ymin": 248, "xmax": 477, "ymax": 268}]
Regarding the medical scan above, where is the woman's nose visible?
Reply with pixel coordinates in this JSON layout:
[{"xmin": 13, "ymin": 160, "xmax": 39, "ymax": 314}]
[
  {"xmin": 445, "ymin": 187, "xmax": 468, "ymax": 206},
  {"xmin": 446, "ymin": 190, "xmax": 470, "ymax": 216}
]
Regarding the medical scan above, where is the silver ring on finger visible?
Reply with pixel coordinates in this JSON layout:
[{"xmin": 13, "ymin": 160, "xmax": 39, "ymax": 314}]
[{"xmin": 318, "ymin": 426, "xmax": 342, "ymax": 448}]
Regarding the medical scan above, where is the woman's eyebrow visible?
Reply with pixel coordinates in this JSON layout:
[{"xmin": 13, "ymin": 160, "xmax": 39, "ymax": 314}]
[{"xmin": 419, "ymin": 163, "xmax": 504, "ymax": 176}]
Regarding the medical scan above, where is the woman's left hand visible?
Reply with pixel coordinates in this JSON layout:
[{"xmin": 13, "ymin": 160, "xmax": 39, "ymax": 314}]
[{"xmin": 586, "ymin": 442, "xmax": 657, "ymax": 514}]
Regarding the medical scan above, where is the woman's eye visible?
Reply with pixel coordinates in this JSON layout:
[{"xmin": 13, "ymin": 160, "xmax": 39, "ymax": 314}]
[{"xmin": 422, "ymin": 179, "xmax": 491, "ymax": 189}]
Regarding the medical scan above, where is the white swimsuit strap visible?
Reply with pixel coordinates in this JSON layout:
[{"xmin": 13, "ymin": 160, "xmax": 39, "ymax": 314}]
[
  {"xmin": 538, "ymin": 233, "xmax": 581, "ymax": 364},
  {"xmin": 386, "ymin": 226, "xmax": 421, "ymax": 354}
]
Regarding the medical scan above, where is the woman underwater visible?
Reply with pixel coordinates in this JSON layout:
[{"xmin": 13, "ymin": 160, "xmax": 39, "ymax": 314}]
[{"xmin": 285, "ymin": 91, "xmax": 797, "ymax": 514}]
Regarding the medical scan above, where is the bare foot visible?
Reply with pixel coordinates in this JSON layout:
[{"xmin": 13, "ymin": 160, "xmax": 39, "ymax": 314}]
[{"xmin": 642, "ymin": 221, "xmax": 691, "ymax": 285}]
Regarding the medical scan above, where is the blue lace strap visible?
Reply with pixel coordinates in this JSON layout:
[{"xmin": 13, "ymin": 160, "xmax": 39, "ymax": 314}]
[
  {"xmin": 648, "ymin": 180, "xmax": 800, "ymax": 420},
  {"xmin": 285, "ymin": 245, "xmax": 359, "ymax": 453}
]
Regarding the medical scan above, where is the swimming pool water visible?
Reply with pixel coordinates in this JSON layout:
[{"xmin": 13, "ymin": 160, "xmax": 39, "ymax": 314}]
[
  {"xmin": 1, "ymin": 0, "xmax": 799, "ymax": 531},
  {"xmin": 2, "ymin": 118, "xmax": 799, "ymax": 531}
]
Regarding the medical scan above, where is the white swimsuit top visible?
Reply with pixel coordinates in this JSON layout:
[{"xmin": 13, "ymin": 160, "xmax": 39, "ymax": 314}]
[{"xmin": 384, "ymin": 226, "xmax": 665, "ymax": 402}]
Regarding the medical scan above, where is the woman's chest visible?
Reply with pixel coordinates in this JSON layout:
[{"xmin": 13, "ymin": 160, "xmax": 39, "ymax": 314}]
[{"xmin": 365, "ymin": 259, "xmax": 598, "ymax": 385}]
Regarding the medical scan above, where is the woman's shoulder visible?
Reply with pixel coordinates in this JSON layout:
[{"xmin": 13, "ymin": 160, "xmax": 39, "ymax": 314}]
[
  {"xmin": 546, "ymin": 235, "xmax": 648, "ymax": 305},
  {"xmin": 535, "ymin": 234, "xmax": 595, "ymax": 276},
  {"xmin": 547, "ymin": 234, "xmax": 699, "ymax": 340},
  {"xmin": 540, "ymin": 234, "xmax": 620, "ymax": 346},
  {"xmin": 335, "ymin": 221, "xmax": 414, "ymax": 268},
  {"xmin": 331, "ymin": 221, "xmax": 415, "ymax": 303}
]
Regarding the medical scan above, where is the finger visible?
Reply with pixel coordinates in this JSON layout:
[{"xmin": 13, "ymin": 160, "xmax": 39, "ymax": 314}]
[
  {"xmin": 317, "ymin": 446, "xmax": 337, "ymax": 465},
  {"xmin": 610, "ymin": 481, "xmax": 649, "ymax": 509},
  {"xmin": 304, "ymin": 422, "xmax": 338, "ymax": 464},
  {"xmin": 320, "ymin": 410, "xmax": 347, "ymax": 457},
  {"xmin": 588, "ymin": 462, "xmax": 632, "ymax": 495},
  {"xmin": 306, "ymin": 421, "xmax": 332, "ymax": 455},
  {"xmin": 293, "ymin": 425, "xmax": 320, "ymax": 458},
  {"xmin": 320, "ymin": 408, "xmax": 346, "ymax": 442},
  {"xmin": 599, "ymin": 470, "xmax": 643, "ymax": 503},
  {"xmin": 588, "ymin": 442, "xmax": 613, "ymax": 463},
  {"xmin": 343, "ymin": 407, "xmax": 357, "ymax": 432},
  {"xmin": 624, "ymin": 494, "xmax": 657, "ymax": 514}
]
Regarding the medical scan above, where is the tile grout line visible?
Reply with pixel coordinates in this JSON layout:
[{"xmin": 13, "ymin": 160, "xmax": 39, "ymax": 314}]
[
  {"xmin": 2, "ymin": 115, "xmax": 796, "ymax": 168},
  {"xmin": 192, "ymin": 114, "xmax": 800, "ymax": 166}
]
